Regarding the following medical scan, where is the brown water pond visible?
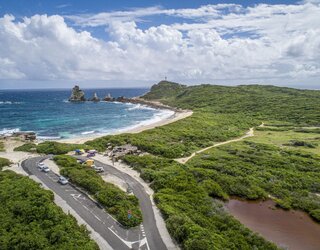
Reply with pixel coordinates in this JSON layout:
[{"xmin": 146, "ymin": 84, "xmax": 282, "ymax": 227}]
[{"xmin": 226, "ymin": 199, "xmax": 320, "ymax": 250}]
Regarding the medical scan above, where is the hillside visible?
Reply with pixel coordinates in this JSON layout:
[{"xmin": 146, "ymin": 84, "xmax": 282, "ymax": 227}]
[
  {"xmin": 143, "ymin": 81, "xmax": 320, "ymax": 125},
  {"xmin": 87, "ymin": 82, "xmax": 320, "ymax": 158}
]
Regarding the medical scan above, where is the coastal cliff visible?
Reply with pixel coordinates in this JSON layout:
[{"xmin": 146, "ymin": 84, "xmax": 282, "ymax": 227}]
[{"xmin": 69, "ymin": 85, "xmax": 86, "ymax": 102}]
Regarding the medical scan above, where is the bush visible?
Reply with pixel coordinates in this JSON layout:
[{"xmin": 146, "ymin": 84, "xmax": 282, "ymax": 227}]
[
  {"xmin": 14, "ymin": 141, "xmax": 91, "ymax": 155},
  {"xmin": 14, "ymin": 143, "xmax": 37, "ymax": 152},
  {"xmin": 310, "ymin": 209, "xmax": 320, "ymax": 222},
  {"xmin": 0, "ymin": 171, "xmax": 98, "ymax": 249},
  {"xmin": 0, "ymin": 157, "xmax": 11, "ymax": 169}
]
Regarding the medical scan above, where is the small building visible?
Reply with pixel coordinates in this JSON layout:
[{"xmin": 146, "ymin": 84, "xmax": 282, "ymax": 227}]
[{"xmin": 111, "ymin": 144, "xmax": 139, "ymax": 159}]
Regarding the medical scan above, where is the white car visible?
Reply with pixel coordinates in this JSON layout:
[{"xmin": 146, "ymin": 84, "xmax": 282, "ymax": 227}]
[
  {"xmin": 41, "ymin": 166, "xmax": 50, "ymax": 173},
  {"xmin": 37, "ymin": 162, "xmax": 45, "ymax": 169},
  {"xmin": 93, "ymin": 165, "xmax": 104, "ymax": 173},
  {"xmin": 58, "ymin": 176, "xmax": 68, "ymax": 185}
]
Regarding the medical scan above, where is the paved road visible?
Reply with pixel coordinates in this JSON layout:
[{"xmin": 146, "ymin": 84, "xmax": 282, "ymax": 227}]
[
  {"xmin": 22, "ymin": 156, "xmax": 167, "ymax": 250},
  {"xmin": 89, "ymin": 157, "xmax": 167, "ymax": 250}
]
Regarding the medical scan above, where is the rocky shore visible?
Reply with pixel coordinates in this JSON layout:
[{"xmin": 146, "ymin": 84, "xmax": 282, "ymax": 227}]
[{"xmin": 68, "ymin": 85, "xmax": 180, "ymax": 111}]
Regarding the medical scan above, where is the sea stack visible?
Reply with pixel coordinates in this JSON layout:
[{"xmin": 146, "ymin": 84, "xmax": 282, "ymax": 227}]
[
  {"xmin": 90, "ymin": 92, "xmax": 100, "ymax": 102},
  {"xmin": 103, "ymin": 93, "xmax": 113, "ymax": 101},
  {"xmin": 69, "ymin": 85, "xmax": 86, "ymax": 102}
]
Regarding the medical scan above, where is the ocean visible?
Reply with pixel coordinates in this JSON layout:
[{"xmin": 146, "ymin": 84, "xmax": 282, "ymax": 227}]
[{"xmin": 0, "ymin": 88, "xmax": 174, "ymax": 140}]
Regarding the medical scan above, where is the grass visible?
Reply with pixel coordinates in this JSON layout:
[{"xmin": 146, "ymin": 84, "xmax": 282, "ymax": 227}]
[{"xmin": 248, "ymin": 127, "xmax": 320, "ymax": 155}]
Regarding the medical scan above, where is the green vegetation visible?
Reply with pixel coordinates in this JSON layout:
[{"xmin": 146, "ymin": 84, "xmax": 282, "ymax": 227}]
[
  {"xmin": 187, "ymin": 140, "xmax": 320, "ymax": 220},
  {"xmin": 15, "ymin": 141, "xmax": 90, "ymax": 155},
  {"xmin": 247, "ymin": 128, "xmax": 320, "ymax": 155},
  {"xmin": 0, "ymin": 157, "xmax": 11, "ymax": 169},
  {"xmin": 123, "ymin": 155, "xmax": 277, "ymax": 249},
  {"xmin": 14, "ymin": 142, "xmax": 37, "ymax": 152},
  {"xmin": 86, "ymin": 113, "xmax": 256, "ymax": 158},
  {"xmin": 0, "ymin": 140, "xmax": 4, "ymax": 151},
  {"xmin": 54, "ymin": 155, "xmax": 142, "ymax": 228},
  {"xmin": 87, "ymin": 81, "xmax": 320, "ymax": 158},
  {"xmin": 143, "ymin": 81, "xmax": 320, "ymax": 126},
  {"xmin": 0, "ymin": 170, "xmax": 98, "ymax": 249}
]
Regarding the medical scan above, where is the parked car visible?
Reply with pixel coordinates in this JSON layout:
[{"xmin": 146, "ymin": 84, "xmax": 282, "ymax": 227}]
[
  {"xmin": 93, "ymin": 165, "xmax": 104, "ymax": 173},
  {"xmin": 77, "ymin": 159, "xmax": 85, "ymax": 164},
  {"xmin": 87, "ymin": 152, "xmax": 95, "ymax": 157},
  {"xmin": 41, "ymin": 166, "xmax": 50, "ymax": 173},
  {"xmin": 58, "ymin": 176, "xmax": 68, "ymax": 185},
  {"xmin": 37, "ymin": 162, "xmax": 45, "ymax": 169}
]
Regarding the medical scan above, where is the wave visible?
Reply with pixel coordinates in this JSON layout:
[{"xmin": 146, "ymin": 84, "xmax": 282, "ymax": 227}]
[
  {"xmin": 37, "ymin": 135, "xmax": 62, "ymax": 140},
  {"xmin": 127, "ymin": 103, "xmax": 155, "ymax": 111},
  {"xmin": 0, "ymin": 128, "xmax": 20, "ymax": 136},
  {"xmin": 116, "ymin": 109, "xmax": 175, "ymax": 133},
  {"xmin": 0, "ymin": 101, "xmax": 23, "ymax": 105},
  {"xmin": 81, "ymin": 130, "xmax": 96, "ymax": 135}
]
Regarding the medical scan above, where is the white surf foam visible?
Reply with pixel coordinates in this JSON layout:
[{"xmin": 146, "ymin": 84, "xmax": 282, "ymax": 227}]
[
  {"xmin": 0, "ymin": 101, "xmax": 23, "ymax": 105},
  {"xmin": 81, "ymin": 130, "xmax": 96, "ymax": 135},
  {"xmin": 0, "ymin": 128, "xmax": 20, "ymax": 136},
  {"xmin": 127, "ymin": 103, "xmax": 155, "ymax": 111}
]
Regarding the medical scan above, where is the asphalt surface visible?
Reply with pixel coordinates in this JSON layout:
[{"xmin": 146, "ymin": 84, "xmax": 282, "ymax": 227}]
[{"xmin": 22, "ymin": 156, "xmax": 167, "ymax": 250}]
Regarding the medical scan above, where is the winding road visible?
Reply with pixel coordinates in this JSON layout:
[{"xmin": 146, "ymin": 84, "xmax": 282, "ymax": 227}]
[{"xmin": 22, "ymin": 156, "xmax": 168, "ymax": 250}]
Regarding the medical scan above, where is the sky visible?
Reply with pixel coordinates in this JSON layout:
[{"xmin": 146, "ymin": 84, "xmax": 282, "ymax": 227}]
[{"xmin": 0, "ymin": 0, "xmax": 319, "ymax": 89}]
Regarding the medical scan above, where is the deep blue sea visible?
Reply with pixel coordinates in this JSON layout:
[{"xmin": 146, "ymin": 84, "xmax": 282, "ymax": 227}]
[{"xmin": 0, "ymin": 88, "xmax": 174, "ymax": 140}]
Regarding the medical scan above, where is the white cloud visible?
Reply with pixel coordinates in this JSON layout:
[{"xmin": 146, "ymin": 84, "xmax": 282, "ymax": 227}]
[{"xmin": 0, "ymin": 2, "xmax": 320, "ymax": 87}]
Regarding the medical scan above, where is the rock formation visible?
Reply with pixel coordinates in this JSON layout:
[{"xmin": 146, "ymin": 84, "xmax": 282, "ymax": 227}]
[
  {"xmin": 90, "ymin": 92, "xmax": 100, "ymax": 102},
  {"xmin": 103, "ymin": 93, "xmax": 114, "ymax": 101},
  {"xmin": 69, "ymin": 85, "xmax": 86, "ymax": 102}
]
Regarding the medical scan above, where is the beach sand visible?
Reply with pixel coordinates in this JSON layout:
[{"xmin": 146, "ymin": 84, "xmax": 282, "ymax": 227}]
[{"xmin": 59, "ymin": 109, "xmax": 193, "ymax": 144}]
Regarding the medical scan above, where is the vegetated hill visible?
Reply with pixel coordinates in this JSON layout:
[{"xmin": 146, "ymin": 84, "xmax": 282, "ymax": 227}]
[
  {"xmin": 86, "ymin": 81, "xmax": 320, "ymax": 158},
  {"xmin": 142, "ymin": 80, "xmax": 187, "ymax": 100},
  {"xmin": 143, "ymin": 81, "xmax": 320, "ymax": 126}
]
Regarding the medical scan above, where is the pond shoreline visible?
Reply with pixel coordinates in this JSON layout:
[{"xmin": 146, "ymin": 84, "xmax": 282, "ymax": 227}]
[{"xmin": 225, "ymin": 198, "xmax": 320, "ymax": 250}]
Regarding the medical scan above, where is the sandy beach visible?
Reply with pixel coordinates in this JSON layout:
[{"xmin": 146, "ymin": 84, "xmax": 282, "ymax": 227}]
[{"xmin": 59, "ymin": 109, "xmax": 193, "ymax": 144}]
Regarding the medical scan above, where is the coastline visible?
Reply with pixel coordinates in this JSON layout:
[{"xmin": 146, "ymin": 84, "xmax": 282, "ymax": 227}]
[{"xmin": 58, "ymin": 109, "xmax": 193, "ymax": 144}]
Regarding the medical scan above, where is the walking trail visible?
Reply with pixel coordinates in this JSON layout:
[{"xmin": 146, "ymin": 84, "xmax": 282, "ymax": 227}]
[{"xmin": 175, "ymin": 127, "xmax": 255, "ymax": 164}]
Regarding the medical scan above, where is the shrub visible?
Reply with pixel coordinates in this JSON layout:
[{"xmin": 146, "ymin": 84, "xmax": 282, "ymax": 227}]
[{"xmin": 0, "ymin": 157, "xmax": 11, "ymax": 169}]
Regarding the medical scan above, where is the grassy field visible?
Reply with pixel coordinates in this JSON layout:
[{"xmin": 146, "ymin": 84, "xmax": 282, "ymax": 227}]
[{"xmin": 248, "ymin": 127, "xmax": 320, "ymax": 155}]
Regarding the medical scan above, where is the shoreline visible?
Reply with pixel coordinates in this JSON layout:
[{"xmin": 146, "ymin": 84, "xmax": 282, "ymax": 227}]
[{"xmin": 58, "ymin": 108, "xmax": 193, "ymax": 144}]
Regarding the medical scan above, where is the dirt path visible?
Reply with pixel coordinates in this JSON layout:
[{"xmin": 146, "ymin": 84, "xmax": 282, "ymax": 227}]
[{"xmin": 175, "ymin": 127, "xmax": 255, "ymax": 164}]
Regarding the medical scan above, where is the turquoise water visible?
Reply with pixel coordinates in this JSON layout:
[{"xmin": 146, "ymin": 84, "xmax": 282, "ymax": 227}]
[{"xmin": 0, "ymin": 88, "xmax": 174, "ymax": 139}]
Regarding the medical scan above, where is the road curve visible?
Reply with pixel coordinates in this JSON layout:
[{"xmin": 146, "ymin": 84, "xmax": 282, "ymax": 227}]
[
  {"xmin": 22, "ymin": 156, "xmax": 167, "ymax": 250},
  {"xmin": 80, "ymin": 156, "xmax": 168, "ymax": 250}
]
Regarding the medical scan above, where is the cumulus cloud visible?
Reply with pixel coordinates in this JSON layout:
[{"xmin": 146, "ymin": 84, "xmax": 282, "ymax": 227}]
[{"xmin": 0, "ymin": 1, "xmax": 320, "ymax": 87}]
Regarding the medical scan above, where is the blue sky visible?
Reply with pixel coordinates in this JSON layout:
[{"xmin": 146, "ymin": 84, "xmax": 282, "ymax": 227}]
[{"xmin": 0, "ymin": 0, "xmax": 319, "ymax": 89}]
